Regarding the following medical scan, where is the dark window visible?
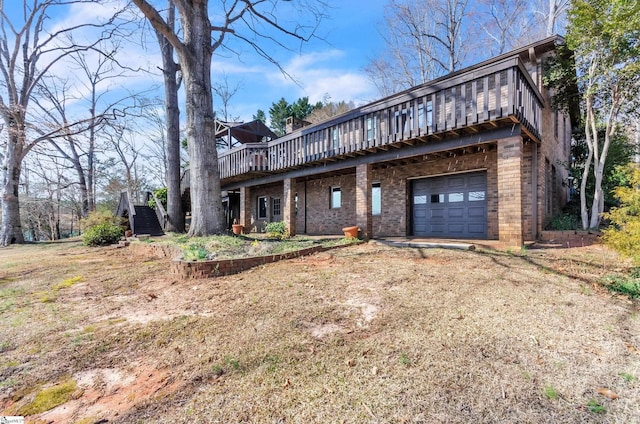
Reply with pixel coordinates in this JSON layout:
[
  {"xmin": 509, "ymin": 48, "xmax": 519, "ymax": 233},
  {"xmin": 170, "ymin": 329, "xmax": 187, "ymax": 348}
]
[
  {"xmin": 431, "ymin": 194, "xmax": 444, "ymax": 203},
  {"xmin": 272, "ymin": 198, "xmax": 281, "ymax": 216},
  {"xmin": 258, "ymin": 196, "xmax": 267, "ymax": 219}
]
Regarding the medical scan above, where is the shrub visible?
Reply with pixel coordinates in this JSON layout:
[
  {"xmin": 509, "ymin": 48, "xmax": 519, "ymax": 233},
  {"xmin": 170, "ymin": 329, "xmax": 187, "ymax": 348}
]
[
  {"xmin": 602, "ymin": 165, "xmax": 640, "ymax": 265},
  {"xmin": 83, "ymin": 222, "xmax": 124, "ymax": 246},
  {"xmin": 80, "ymin": 210, "xmax": 123, "ymax": 232},
  {"xmin": 148, "ymin": 187, "xmax": 168, "ymax": 209},
  {"xmin": 547, "ymin": 212, "xmax": 579, "ymax": 231},
  {"xmin": 182, "ymin": 242, "xmax": 209, "ymax": 261},
  {"xmin": 265, "ymin": 221, "xmax": 288, "ymax": 239}
]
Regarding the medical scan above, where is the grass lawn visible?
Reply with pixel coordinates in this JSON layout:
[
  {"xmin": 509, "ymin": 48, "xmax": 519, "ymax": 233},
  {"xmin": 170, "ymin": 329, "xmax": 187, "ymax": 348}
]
[{"xmin": 0, "ymin": 239, "xmax": 639, "ymax": 423}]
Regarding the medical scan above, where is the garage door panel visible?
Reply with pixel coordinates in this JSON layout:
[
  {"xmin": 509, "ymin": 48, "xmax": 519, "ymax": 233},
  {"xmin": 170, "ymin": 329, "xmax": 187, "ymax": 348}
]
[
  {"xmin": 412, "ymin": 172, "xmax": 487, "ymax": 239},
  {"xmin": 468, "ymin": 206, "xmax": 486, "ymax": 218},
  {"xmin": 468, "ymin": 175, "xmax": 485, "ymax": 187},
  {"xmin": 447, "ymin": 223, "xmax": 464, "ymax": 233},
  {"xmin": 448, "ymin": 208, "xmax": 464, "ymax": 218},
  {"xmin": 448, "ymin": 176, "xmax": 465, "ymax": 188},
  {"xmin": 468, "ymin": 224, "xmax": 486, "ymax": 234},
  {"xmin": 430, "ymin": 209, "xmax": 445, "ymax": 219}
]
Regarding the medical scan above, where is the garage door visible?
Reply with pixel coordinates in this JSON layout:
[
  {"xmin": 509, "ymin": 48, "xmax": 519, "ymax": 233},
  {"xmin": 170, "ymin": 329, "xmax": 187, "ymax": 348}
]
[{"xmin": 412, "ymin": 172, "xmax": 487, "ymax": 238}]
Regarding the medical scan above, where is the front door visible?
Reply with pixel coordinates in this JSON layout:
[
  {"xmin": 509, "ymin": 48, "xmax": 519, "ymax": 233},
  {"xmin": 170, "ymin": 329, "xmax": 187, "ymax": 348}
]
[{"xmin": 271, "ymin": 197, "xmax": 282, "ymax": 222}]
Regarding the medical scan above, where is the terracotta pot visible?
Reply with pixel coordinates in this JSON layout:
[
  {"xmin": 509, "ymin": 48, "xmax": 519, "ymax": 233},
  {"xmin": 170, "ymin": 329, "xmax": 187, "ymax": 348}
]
[
  {"xmin": 342, "ymin": 226, "xmax": 359, "ymax": 239},
  {"xmin": 232, "ymin": 224, "xmax": 244, "ymax": 235},
  {"xmin": 125, "ymin": 230, "xmax": 133, "ymax": 238}
]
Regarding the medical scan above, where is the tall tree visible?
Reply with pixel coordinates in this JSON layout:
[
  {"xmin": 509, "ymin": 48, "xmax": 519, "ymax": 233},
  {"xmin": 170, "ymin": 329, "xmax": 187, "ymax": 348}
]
[
  {"xmin": 366, "ymin": 0, "xmax": 470, "ymax": 95},
  {"xmin": 132, "ymin": 0, "xmax": 327, "ymax": 236},
  {"xmin": 269, "ymin": 96, "xmax": 321, "ymax": 136},
  {"xmin": 155, "ymin": 0, "xmax": 184, "ymax": 232},
  {"xmin": 0, "ymin": 0, "xmax": 122, "ymax": 245},
  {"xmin": 479, "ymin": 0, "xmax": 534, "ymax": 55},
  {"xmin": 565, "ymin": 0, "xmax": 640, "ymax": 228}
]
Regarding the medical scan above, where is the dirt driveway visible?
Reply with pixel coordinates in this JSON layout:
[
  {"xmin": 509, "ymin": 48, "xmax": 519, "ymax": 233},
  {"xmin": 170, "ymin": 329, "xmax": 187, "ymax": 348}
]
[{"xmin": 1, "ymin": 240, "xmax": 638, "ymax": 423}]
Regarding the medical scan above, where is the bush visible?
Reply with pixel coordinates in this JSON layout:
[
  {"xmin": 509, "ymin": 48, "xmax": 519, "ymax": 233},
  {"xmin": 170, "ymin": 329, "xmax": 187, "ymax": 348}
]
[
  {"xmin": 547, "ymin": 212, "xmax": 580, "ymax": 231},
  {"xmin": 83, "ymin": 222, "xmax": 123, "ymax": 246},
  {"xmin": 182, "ymin": 242, "xmax": 209, "ymax": 261},
  {"xmin": 148, "ymin": 187, "xmax": 168, "ymax": 209},
  {"xmin": 80, "ymin": 210, "xmax": 123, "ymax": 232},
  {"xmin": 602, "ymin": 165, "xmax": 640, "ymax": 265},
  {"xmin": 265, "ymin": 221, "xmax": 288, "ymax": 239}
]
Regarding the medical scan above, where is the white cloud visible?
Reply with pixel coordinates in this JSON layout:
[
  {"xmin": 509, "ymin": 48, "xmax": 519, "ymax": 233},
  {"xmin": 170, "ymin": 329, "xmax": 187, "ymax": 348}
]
[{"xmin": 267, "ymin": 49, "xmax": 378, "ymax": 105}]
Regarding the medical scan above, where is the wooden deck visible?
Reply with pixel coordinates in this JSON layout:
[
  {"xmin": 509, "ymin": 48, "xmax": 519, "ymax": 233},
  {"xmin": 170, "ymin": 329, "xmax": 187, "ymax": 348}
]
[{"xmin": 218, "ymin": 56, "xmax": 544, "ymax": 184}]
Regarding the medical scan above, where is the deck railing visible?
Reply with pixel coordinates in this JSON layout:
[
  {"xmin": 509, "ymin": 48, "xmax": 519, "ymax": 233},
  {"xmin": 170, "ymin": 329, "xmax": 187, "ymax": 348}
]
[{"xmin": 217, "ymin": 57, "xmax": 543, "ymax": 181}]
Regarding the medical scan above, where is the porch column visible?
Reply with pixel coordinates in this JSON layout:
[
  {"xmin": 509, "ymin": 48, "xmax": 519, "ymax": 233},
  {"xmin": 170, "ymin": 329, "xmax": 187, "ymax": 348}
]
[
  {"xmin": 240, "ymin": 186, "xmax": 251, "ymax": 232},
  {"xmin": 356, "ymin": 164, "xmax": 373, "ymax": 240},
  {"xmin": 283, "ymin": 178, "xmax": 296, "ymax": 236},
  {"xmin": 497, "ymin": 135, "xmax": 524, "ymax": 246}
]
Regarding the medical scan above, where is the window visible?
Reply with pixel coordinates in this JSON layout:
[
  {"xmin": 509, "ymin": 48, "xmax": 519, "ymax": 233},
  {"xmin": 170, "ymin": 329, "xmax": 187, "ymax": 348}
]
[
  {"xmin": 414, "ymin": 195, "xmax": 427, "ymax": 204},
  {"xmin": 372, "ymin": 182, "xmax": 381, "ymax": 216},
  {"xmin": 257, "ymin": 196, "xmax": 267, "ymax": 219},
  {"xmin": 448, "ymin": 193, "xmax": 464, "ymax": 203},
  {"xmin": 431, "ymin": 194, "xmax": 445, "ymax": 203},
  {"xmin": 330, "ymin": 187, "xmax": 341, "ymax": 209},
  {"xmin": 272, "ymin": 198, "xmax": 281, "ymax": 216},
  {"xmin": 469, "ymin": 191, "xmax": 485, "ymax": 201}
]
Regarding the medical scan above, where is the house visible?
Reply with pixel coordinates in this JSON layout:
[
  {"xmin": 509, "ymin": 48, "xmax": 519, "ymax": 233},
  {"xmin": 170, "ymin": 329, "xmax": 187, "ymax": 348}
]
[{"xmin": 194, "ymin": 36, "xmax": 572, "ymax": 247}]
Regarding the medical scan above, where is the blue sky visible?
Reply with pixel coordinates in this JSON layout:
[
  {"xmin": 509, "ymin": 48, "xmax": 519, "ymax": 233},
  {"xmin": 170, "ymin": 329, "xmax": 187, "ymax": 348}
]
[
  {"xmin": 35, "ymin": 0, "xmax": 388, "ymax": 123},
  {"xmin": 209, "ymin": 1, "xmax": 388, "ymax": 121}
]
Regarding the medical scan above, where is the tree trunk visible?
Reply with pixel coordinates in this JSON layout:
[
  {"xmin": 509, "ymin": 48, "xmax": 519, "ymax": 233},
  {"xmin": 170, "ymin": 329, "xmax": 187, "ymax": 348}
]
[
  {"xmin": 178, "ymin": 1, "xmax": 225, "ymax": 236},
  {"xmin": 157, "ymin": 1, "xmax": 184, "ymax": 233},
  {"xmin": 580, "ymin": 98, "xmax": 594, "ymax": 230},
  {"xmin": 1, "ymin": 134, "xmax": 25, "ymax": 245}
]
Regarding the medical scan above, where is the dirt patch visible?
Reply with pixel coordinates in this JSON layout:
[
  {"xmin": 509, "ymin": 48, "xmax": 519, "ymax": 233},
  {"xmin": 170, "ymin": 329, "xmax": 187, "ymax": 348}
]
[{"xmin": 34, "ymin": 363, "xmax": 181, "ymax": 423}]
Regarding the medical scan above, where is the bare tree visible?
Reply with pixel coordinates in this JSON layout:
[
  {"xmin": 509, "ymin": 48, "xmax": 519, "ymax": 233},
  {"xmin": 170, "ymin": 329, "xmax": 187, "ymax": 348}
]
[
  {"xmin": 213, "ymin": 72, "xmax": 242, "ymax": 123},
  {"xmin": 478, "ymin": 0, "xmax": 535, "ymax": 55},
  {"xmin": 367, "ymin": 0, "xmax": 470, "ymax": 95},
  {"xmin": 132, "ymin": 0, "xmax": 328, "ymax": 237},
  {"xmin": 105, "ymin": 124, "xmax": 146, "ymax": 203},
  {"xmin": 306, "ymin": 97, "xmax": 354, "ymax": 124},
  {"xmin": 0, "ymin": 0, "xmax": 123, "ymax": 245}
]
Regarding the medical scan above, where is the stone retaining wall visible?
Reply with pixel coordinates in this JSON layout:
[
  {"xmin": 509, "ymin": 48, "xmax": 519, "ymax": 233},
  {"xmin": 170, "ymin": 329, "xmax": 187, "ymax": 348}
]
[{"xmin": 170, "ymin": 244, "xmax": 329, "ymax": 279}]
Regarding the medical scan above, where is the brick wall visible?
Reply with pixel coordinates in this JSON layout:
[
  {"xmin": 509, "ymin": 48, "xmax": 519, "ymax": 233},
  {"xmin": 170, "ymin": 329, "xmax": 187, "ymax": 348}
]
[
  {"xmin": 497, "ymin": 136, "xmax": 524, "ymax": 245},
  {"xmin": 261, "ymin": 149, "xmax": 499, "ymax": 238}
]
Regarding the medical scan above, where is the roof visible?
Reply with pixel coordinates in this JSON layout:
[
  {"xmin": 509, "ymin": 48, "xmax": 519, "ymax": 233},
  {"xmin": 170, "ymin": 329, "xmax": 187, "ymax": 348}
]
[{"xmin": 215, "ymin": 119, "xmax": 277, "ymax": 144}]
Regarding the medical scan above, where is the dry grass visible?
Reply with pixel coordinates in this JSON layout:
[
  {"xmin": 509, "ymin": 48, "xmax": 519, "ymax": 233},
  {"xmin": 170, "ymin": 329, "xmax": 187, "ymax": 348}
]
[{"xmin": 1, "ymin": 239, "xmax": 639, "ymax": 423}]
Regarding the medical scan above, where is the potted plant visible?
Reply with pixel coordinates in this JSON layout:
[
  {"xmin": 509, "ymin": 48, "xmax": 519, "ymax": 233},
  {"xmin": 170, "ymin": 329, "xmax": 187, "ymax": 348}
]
[
  {"xmin": 232, "ymin": 219, "xmax": 244, "ymax": 235},
  {"xmin": 342, "ymin": 226, "xmax": 359, "ymax": 239}
]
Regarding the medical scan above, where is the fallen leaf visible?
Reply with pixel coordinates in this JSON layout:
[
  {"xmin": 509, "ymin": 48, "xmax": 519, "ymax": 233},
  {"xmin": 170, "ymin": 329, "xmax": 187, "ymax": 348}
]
[
  {"xmin": 596, "ymin": 388, "xmax": 619, "ymax": 399},
  {"xmin": 283, "ymin": 378, "xmax": 291, "ymax": 389},
  {"xmin": 347, "ymin": 359, "xmax": 356, "ymax": 367}
]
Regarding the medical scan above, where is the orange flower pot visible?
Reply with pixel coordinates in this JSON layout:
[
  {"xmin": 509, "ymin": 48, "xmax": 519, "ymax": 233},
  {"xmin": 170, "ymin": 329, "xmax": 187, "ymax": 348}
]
[
  {"xmin": 232, "ymin": 224, "xmax": 244, "ymax": 235},
  {"xmin": 342, "ymin": 226, "xmax": 359, "ymax": 239}
]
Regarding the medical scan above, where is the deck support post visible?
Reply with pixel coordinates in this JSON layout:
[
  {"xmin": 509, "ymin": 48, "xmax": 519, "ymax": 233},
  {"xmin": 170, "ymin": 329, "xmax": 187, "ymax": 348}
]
[
  {"xmin": 356, "ymin": 164, "xmax": 373, "ymax": 240},
  {"xmin": 283, "ymin": 178, "xmax": 296, "ymax": 236},
  {"xmin": 497, "ymin": 135, "xmax": 524, "ymax": 246},
  {"xmin": 240, "ymin": 186, "xmax": 251, "ymax": 232}
]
